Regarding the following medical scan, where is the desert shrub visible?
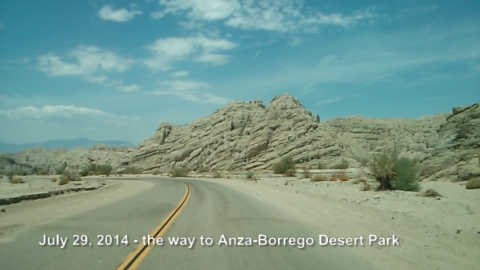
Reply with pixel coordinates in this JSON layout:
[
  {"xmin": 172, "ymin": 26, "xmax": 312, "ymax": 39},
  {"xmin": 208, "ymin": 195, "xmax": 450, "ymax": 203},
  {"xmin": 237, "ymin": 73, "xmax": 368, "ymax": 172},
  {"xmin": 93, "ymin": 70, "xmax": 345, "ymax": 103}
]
[
  {"xmin": 284, "ymin": 169, "xmax": 296, "ymax": 177},
  {"xmin": 317, "ymin": 162, "xmax": 326, "ymax": 169},
  {"xmin": 369, "ymin": 149, "xmax": 421, "ymax": 191},
  {"xmin": 152, "ymin": 169, "xmax": 159, "ymax": 175},
  {"xmin": 61, "ymin": 169, "xmax": 82, "ymax": 182},
  {"xmin": 392, "ymin": 157, "xmax": 421, "ymax": 191},
  {"xmin": 56, "ymin": 163, "xmax": 67, "ymax": 175},
  {"xmin": 361, "ymin": 182, "xmax": 372, "ymax": 191},
  {"xmin": 353, "ymin": 178, "xmax": 367, "ymax": 184},
  {"xmin": 51, "ymin": 177, "xmax": 58, "ymax": 182},
  {"xmin": 171, "ymin": 167, "xmax": 189, "ymax": 178},
  {"xmin": 58, "ymin": 178, "xmax": 69, "ymax": 185},
  {"xmin": 329, "ymin": 176, "xmax": 338, "ymax": 181},
  {"xmin": 213, "ymin": 171, "xmax": 222, "ymax": 178},
  {"xmin": 6, "ymin": 171, "xmax": 14, "ymax": 182},
  {"xmin": 466, "ymin": 178, "xmax": 480, "ymax": 189},
  {"xmin": 310, "ymin": 175, "xmax": 328, "ymax": 182},
  {"xmin": 197, "ymin": 166, "xmax": 210, "ymax": 173},
  {"xmin": 302, "ymin": 168, "xmax": 311, "ymax": 179},
  {"xmin": 38, "ymin": 169, "xmax": 48, "ymax": 175},
  {"xmin": 330, "ymin": 160, "xmax": 349, "ymax": 169},
  {"xmin": 338, "ymin": 174, "xmax": 349, "ymax": 181},
  {"xmin": 18, "ymin": 170, "xmax": 28, "ymax": 176},
  {"xmin": 123, "ymin": 167, "xmax": 139, "ymax": 174},
  {"xmin": 97, "ymin": 164, "xmax": 112, "ymax": 176},
  {"xmin": 273, "ymin": 156, "xmax": 295, "ymax": 174},
  {"xmin": 11, "ymin": 177, "xmax": 24, "ymax": 184},
  {"xmin": 246, "ymin": 171, "xmax": 255, "ymax": 179}
]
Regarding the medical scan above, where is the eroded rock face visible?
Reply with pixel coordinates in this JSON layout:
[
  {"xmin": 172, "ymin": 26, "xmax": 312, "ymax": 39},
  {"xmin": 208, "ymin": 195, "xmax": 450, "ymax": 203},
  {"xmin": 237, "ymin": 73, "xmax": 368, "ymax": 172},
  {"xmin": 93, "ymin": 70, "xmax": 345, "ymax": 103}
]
[
  {"xmin": 1, "ymin": 94, "xmax": 478, "ymax": 183},
  {"xmin": 121, "ymin": 94, "xmax": 340, "ymax": 172}
]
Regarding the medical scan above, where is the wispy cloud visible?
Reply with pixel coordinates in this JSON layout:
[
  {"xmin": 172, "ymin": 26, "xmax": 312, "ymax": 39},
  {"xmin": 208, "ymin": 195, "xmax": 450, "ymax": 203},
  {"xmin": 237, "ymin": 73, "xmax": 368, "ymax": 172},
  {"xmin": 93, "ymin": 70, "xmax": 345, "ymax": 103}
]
[
  {"xmin": 315, "ymin": 97, "xmax": 341, "ymax": 106},
  {"xmin": 152, "ymin": 0, "xmax": 379, "ymax": 32},
  {"xmin": 98, "ymin": 4, "xmax": 142, "ymax": 22},
  {"xmin": 171, "ymin": 71, "xmax": 189, "ymax": 77},
  {"xmin": 37, "ymin": 46, "xmax": 134, "ymax": 76},
  {"xmin": 144, "ymin": 34, "xmax": 237, "ymax": 71},
  {"xmin": 397, "ymin": 5, "xmax": 438, "ymax": 19},
  {"xmin": 147, "ymin": 80, "xmax": 230, "ymax": 105},
  {"xmin": 253, "ymin": 50, "xmax": 260, "ymax": 60},
  {"xmin": 116, "ymin": 84, "xmax": 141, "ymax": 92},
  {"xmin": 288, "ymin": 37, "xmax": 303, "ymax": 47}
]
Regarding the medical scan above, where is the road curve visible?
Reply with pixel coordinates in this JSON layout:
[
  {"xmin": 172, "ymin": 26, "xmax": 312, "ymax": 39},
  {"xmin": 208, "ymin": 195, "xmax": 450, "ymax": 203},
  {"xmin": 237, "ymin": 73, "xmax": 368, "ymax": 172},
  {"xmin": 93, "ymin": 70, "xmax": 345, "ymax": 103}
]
[{"xmin": 0, "ymin": 178, "xmax": 376, "ymax": 270}]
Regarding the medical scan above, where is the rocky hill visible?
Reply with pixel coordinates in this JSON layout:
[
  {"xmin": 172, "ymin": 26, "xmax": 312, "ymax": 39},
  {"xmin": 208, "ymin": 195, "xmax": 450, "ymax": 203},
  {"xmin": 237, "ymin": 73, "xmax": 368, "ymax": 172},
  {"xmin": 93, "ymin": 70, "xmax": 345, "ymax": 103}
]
[{"xmin": 1, "ymin": 94, "xmax": 479, "ymax": 182}]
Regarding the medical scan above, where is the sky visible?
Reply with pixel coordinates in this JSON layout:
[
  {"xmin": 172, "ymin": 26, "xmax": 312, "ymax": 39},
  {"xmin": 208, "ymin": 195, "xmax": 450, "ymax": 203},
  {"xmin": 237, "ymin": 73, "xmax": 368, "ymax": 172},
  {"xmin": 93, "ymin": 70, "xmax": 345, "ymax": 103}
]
[{"xmin": 0, "ymin": 0, "xmax": 479, "ymax": 145}]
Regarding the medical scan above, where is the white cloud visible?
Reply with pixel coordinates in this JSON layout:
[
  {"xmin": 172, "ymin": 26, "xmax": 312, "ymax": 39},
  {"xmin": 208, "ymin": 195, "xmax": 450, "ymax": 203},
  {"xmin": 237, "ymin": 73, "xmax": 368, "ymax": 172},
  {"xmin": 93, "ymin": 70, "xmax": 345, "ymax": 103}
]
[
  {"xmin": 397, "ymin": 5, "xmax": 438, "ymax": 19},
  {"xmin": 116, "ymin": 84, "xmax": 141, "ymax": 92},
  {"xmin": 144, "ymin": 34, "xmax": 237, "ymax": 71},
  {"xmin": 152, "ymin": 0, "xmax": 379, "ymax": 32},
  {"xmin": 38, "ymin": 46, "xmax": 135, "ymax": 76},
  {"xmin": 98, "ymin": 4, "xmax": 142, "ymax": 22},
  {"xmin": 147, "ymin": 80, "xmax": 230, "ymax": 105},
  {"xmin": 152, "ymin": 0, "xmax": 240, "ymax": 20},
  {"xmin": 288, "ymin": 37, "xmax": 303, "ymax": 47},
  {"xmin": 0, "ymin": 105, "xmax": 114, "ymax": 119},
  {"xmin": 171, "ymin": 71, "xmax": 189, "ymax": 77},
  {"xmin": 315, "ymin": 97, "xmax": 341, "ymax": 106}
]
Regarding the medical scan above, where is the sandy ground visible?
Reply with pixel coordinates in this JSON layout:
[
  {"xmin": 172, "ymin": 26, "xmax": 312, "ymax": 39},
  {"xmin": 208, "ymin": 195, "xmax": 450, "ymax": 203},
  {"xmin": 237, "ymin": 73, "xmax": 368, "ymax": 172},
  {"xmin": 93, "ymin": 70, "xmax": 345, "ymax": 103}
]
[
  {"xmin": 189, "ymin": 173, "xmax": 480, "ymax": 270},
  {"xmin": 0, "ymin": 176, "xmax": 153, "ymax": 242}
]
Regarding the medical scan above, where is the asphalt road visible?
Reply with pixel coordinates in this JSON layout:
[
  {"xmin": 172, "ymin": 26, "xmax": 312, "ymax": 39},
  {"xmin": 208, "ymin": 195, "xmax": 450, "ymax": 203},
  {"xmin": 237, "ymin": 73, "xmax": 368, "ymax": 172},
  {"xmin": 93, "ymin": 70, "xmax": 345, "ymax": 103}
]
[{"xmin": 0, "ymin": 178, "xmax": 376, "ymax": 270}]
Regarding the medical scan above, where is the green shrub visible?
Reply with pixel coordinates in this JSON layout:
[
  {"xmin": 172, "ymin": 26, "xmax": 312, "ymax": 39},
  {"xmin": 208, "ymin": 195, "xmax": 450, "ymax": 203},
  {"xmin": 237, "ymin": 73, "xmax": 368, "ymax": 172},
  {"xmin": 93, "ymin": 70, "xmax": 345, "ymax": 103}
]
[
  {"xmin": 330, "ymin": 160, "xmax": 349, "ymax": 169},
  {"xmin": 61, "ymin": 168, "xmax": 82, "ymax": 182},
  {"xmin": 466, "ymin": 178, "xmax": 480, "ymax": 189},
  {"xmin": 392, "ymin": 157, "xmax": 420, "ymax": 191},
  {"xmin": 369, "ymin": 150, "xmax": 421, "ymax": 191},
  {"xmin": 171, "ymin": 167, "xmax": 189, "ymax": 177},
  {"xmin": 213, "ymin": 171, "xmax": 222, "ymax": 178},
  {"xmin": 123, "ymin": 166, "xmax": 139, "ymax": 174},
  {"xmin": 56, "ymin": 163, "xmax": 67, "ymax": 175},
  {"xmin": 197, "ymin": 166, "xmax": 210, "ymax": 173},
  {"xmin": 317, "ymin": 162, "xmax": 326, "ymax": 169},
  {"xmin": 273, "ymin": 156, "xmax": 296, "ymax": 174},
  {"xmin": 246, "ymin": 171, "xmax": 255, "ymax": 179},
  {"xmin": 97, "ymin": 164, "xmax": 112, "ymax": 176}
]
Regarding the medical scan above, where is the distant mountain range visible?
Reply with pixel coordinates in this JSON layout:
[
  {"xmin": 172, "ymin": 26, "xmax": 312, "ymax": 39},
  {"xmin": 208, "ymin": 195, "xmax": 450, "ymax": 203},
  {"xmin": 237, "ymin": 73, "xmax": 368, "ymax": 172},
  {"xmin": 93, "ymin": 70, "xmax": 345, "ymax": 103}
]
[{"xmin": 0, "ymin": 138, "xmax": 134, "ymax": 153}]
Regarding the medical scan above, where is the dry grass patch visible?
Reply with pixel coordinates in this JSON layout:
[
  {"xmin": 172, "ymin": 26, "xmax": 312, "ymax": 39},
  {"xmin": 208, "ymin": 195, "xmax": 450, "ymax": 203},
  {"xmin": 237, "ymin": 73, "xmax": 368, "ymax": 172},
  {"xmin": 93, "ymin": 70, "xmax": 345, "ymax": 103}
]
[
  {"xmin": 329, "ymin": 176, "xmax": 338, "ymax": 181},
  {"xmin": 310, "ymin": 175, "xmax": 328, "ymax": 182},
  {"xmin": 11, "ymin": 178, "xmax": 25, "ymax": 184},
  {"xmin": 353, "ymin": 178, "xmax": 367, "ymax": 184},
  {"xmin": 361, "ymin": 182, "xmax": 372, "ymax": 191},
  {"xmin": 338, "ymin": 174, "xmax": 349, "ymax": 181},
  {"xmin": 58, "ymin": 178, "xmax": 69, "ymax": 186},
  {"xmin": 51, "ymin": 178, "xmax": 58, "ymax": 182}
]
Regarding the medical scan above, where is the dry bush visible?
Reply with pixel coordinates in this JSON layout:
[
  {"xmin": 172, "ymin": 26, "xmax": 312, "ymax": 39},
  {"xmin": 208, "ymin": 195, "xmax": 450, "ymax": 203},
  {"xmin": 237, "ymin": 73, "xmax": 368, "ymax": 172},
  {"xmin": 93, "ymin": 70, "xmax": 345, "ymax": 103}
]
[
  {"xmin": 302, "ymin": 168, "xmax": 311, "ymax": 179},
  {"xmin": 213, "ymin": 171, "xmax": 222, "ymax": 178},
  {"xmin": 152, "ymin": 169, "xmax": 159, "ymax": 175},
  {"xmin": 58, "ymin": 178, "xmax": 69, "ymax": 185},
  {"xmin": 361, "ymin": 182, "xmax": 372, "ymax": 191},
  {"xmin": 246, "ymin": 171, "xmax": 255, "ymax": 179},
  {"xmin": 51, "ymin": 178, "xmax": 58, "ymax": 182},
  {"xmin": 310, "ymin": 175, "xmax": 328, "ymax": 182},
  {"xmin": 171, "ymin": 167, "xmax": 189, "ymax": 177},
  {"xmin": 329, "ymin": 176, "xmax": 338, "ymax": 181},
  {"xmin": 61, "ymin": 169, "xmax": 82, "ymax": 182},
  {"xmin": 273, "ymin": 156, "xmax": 295, "ymax": 174},
  {"xmin": 353, "ymin": 178, "xmax": 367, "ymax": 184},
  {"xmin": 11, "ymin": 177, "xmax": 24, "ymax": 184},
  {"xmin": 338, "ymin": 174, "xmax": 349, "ymax": 181},
  {"xmin": 466, "ymin": 178, "xmax": 480, "ymax": 189}
]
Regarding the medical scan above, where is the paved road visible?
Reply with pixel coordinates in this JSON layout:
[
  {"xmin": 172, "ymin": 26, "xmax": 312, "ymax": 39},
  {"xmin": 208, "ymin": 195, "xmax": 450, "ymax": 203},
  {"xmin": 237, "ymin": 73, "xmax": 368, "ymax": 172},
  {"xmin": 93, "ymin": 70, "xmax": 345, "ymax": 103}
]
[{"xmin": 0, "ymin": 178, "xmax": 376, "ymax": 270}]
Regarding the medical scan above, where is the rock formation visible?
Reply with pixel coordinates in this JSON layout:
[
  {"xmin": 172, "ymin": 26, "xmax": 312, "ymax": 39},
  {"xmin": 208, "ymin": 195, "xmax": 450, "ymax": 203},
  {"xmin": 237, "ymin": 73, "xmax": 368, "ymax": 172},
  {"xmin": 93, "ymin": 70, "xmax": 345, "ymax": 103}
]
[{"xmin": 1, "ymin": 94, "xmax": 478, "ymax": 182}]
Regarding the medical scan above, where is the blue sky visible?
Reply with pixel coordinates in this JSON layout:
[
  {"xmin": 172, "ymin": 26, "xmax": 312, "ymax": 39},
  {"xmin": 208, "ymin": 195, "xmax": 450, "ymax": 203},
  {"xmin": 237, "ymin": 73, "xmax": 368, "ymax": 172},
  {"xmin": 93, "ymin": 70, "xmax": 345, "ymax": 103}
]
[{"xmin": 0, "ymin": 0, "xmax": 479, "ymax": 144}]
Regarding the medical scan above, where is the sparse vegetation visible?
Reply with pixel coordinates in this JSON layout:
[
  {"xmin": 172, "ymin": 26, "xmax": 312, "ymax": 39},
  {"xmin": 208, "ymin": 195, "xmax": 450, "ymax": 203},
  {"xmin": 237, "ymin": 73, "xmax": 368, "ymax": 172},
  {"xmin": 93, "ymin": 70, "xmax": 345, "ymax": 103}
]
[
  {"xmin": 369, "ymin": 149, "xmax": 421, "ymax": 191},
  {"xmin": 80, "ymin": 164, "xmax": 112, "ymax": 176},
  {"xmin": 152, "ymin": 169, "xmax": 159, "ymax": 175},
  {"xmin": 51, "ymin": 177, "xmax": 58, "ymax": 182},
  {"xmin": 213, "ymin": 171, "xmax": 222, "ymax": 178},
  {"xmin": 58, "ymin": 178, "xmax": 69, "ymax": 185},
  {"xmin": 353, "ymin": 178, "xmax": 367, "ymax": 184},
  {"xmin": 11, "ymin": 177, "xmax": 24, "ymax": 184},
  {"xmin": 466, "ymin": 178, "xmax": 480, "ymax": 189},
  {"xmin": 338, "ymin": 174, "xmax": 349, "ymax": 181},
  {"xmin": 316, "ymin": 162, "xmax": 326, "ymax": 169},
  {"xmin": 273, "ymin": 156, "xmax": 296, "ymax": 174},
  {"xmin": 123, "ymin": 166, "xmax": 139, "ymax": 174},
  {"xmin": 197, "ymin": 166, "xmax": 210, "ymax": 173},
  {"xmin": 330, "ymin": 160, "xmax": 349, "ymax": 169},
  {"xmin": 302, "ymin": 167, "xmax": 311, "ymax": 179},
  {"xmin": 310, "ymin": 175, "xmax": 328, "ymax": 182},
  {"xmin": 6, "ymin": 171, "xmax": 14, "ymax": 182},
  {"xmin": 284, "ymin": 169, "xmax": 296, "ymax": 177},
  {"xmin": 329, "ymin": 176, "xmax": 338, "ymax": 181},
  {"xmin": 61, "ymin": 168, "xmax": 82, "ymax": 182},
  {"xmin": 171, "ymin": 167, "xmax": 189, "ymax": 177},
  {"xmin": 246, "ymin": 171, "xmax": 255, "ymax": 179},
  {"xmin": 56, "ymin": 163, "xmax": 67, "ymax": 175},
  {"xmin": 361, "ymin": 182, "xmax": 372, "ymax": 191}
]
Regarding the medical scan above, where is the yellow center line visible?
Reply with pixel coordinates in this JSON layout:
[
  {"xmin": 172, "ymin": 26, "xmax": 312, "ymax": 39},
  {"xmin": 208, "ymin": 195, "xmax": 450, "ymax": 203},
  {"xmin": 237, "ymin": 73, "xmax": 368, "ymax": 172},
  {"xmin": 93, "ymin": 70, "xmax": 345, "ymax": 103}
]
[{"xmin": 116, "ymin": 182, "xmax": 191, "ymax": 270}]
